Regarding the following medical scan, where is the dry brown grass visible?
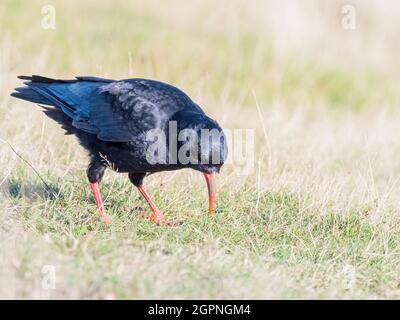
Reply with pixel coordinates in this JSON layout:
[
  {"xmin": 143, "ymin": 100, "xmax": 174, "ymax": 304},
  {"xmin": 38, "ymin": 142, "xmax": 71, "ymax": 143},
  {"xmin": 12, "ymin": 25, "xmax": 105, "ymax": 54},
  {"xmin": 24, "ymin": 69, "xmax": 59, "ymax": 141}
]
[{"xmin": 1, "ymin": 0, "xmax": 400, "ymax": 299}]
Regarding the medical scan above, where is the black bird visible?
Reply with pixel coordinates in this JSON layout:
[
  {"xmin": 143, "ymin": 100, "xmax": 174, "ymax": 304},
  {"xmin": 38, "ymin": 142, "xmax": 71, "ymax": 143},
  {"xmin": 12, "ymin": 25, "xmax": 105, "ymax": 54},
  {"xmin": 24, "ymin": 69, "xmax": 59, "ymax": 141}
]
[{"xmin": 11, "ymin": 75, "xmax": 226, "ymax": 226}]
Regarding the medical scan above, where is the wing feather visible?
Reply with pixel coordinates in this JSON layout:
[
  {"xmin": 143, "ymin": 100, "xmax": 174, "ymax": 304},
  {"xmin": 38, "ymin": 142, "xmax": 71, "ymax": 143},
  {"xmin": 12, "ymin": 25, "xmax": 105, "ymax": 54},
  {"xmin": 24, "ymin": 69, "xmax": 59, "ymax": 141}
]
[{"xmin": 12, "ymin": 76, "xmax": 205, "ymax": 142}]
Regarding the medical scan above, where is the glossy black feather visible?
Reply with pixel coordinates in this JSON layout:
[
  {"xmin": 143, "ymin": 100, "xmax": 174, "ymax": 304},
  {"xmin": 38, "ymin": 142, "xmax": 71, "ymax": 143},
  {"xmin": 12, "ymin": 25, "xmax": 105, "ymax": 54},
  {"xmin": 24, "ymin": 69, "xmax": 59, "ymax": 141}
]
[{"xmin": 11, "ymin": 75, "xmax": 226, "ymax": 175}]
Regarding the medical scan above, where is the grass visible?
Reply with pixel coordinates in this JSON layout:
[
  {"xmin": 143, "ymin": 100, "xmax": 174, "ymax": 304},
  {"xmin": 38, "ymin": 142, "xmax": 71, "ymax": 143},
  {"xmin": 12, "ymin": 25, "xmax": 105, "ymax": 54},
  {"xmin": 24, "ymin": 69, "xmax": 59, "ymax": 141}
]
[{"xmin": 1, "ymin": 0, "xmax": 400, "ymax": 299}]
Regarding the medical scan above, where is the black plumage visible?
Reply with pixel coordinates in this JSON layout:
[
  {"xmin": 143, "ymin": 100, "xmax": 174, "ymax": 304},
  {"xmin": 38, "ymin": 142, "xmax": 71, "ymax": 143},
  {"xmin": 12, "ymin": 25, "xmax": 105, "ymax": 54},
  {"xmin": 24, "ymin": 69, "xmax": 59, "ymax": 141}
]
[{"xmin": 11, "ymin": 75, "xmax": 226, "ymax": 225}]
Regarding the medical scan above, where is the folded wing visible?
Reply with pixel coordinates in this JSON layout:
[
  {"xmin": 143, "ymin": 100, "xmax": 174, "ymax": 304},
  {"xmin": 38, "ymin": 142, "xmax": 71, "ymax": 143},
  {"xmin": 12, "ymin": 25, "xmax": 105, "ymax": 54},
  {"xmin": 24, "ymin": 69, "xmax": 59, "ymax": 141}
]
[{"xmin": 11, "ymin": 76, "xmax": 204, "ymax": 142}]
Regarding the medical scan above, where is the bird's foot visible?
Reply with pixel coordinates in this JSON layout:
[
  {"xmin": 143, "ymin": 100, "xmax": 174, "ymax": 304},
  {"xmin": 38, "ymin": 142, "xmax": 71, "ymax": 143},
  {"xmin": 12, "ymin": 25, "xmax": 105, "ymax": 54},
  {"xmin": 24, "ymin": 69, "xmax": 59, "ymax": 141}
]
[
  {"xmin": 100, "ymin": 213, "xmax": 111, "ymax": 225},
  {"xmin": 145, "ymin": 212, "xmax": 181, "ymax": 226}
]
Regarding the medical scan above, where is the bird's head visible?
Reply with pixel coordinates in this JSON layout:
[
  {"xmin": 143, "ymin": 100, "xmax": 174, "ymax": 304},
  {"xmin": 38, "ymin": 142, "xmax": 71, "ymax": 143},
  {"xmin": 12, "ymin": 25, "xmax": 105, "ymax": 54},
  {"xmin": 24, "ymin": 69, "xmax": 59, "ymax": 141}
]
[{"xmin": 168, "ymin": 110, "xmax": 227, "ymax": 214}]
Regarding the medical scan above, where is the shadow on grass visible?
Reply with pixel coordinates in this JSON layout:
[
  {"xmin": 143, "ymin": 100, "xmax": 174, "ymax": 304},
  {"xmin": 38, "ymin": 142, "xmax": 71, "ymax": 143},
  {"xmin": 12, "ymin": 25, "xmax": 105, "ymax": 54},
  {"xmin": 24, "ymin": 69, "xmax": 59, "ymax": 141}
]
[{"xmin": 6, "ymin": 178, "xmax": 62, "ymax": 201}]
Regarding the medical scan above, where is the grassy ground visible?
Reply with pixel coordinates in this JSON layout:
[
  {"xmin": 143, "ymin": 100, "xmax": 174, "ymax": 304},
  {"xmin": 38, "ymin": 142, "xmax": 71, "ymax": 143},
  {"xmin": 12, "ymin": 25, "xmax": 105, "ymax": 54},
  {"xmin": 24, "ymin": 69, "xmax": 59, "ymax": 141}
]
[{"xmin": 1, "ymin": 0, "xmax": 400, "ymax": 299}]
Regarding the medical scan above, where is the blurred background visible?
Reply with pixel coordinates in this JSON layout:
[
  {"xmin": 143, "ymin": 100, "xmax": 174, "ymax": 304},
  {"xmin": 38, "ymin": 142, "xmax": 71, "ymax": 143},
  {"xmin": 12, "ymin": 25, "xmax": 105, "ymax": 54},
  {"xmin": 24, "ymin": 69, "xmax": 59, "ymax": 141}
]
[
  {"xmin": 1, "ymin": 0, "xmax": 400, "ymax": 299},
  {"xmin": 1, "ymin": 0, "xmax": 399, "ymax": 111}
]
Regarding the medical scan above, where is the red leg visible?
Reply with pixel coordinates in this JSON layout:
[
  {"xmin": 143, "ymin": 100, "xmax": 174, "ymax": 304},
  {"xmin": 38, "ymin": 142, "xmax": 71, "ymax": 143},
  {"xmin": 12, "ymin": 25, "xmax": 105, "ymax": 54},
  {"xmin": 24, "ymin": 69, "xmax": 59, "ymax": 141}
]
[
  {"xmin": 89, "ymin": 182, "xmax": 111, "ymax": 225},
  {"xmin": 203, "ymin": 172, "xmax": 216, "ymax": 214},
  {"xmin": 137, "ymin": 185, "xmax": 179, "ymax": 226}
]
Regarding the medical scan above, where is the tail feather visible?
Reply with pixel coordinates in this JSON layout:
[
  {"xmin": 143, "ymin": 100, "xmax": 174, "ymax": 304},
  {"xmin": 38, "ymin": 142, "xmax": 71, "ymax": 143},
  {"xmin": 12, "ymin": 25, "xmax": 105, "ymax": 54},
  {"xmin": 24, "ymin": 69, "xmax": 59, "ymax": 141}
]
[
  {"xmin": 11, "ymin": 87, "xmax": 52, "ymax": 105},
  {"xmin": 24, "ymin": 82, "xmax": 76, "ymax": 118},
  {"xmin": 18, "ymin": 75, "xmax": 55, "ymax": 83},
  {"xmin": 17, "ymin": 75, "xmax": 75, "ymax": 83},
  {"xmin": 11, "ymin": 75, "xmax": 78, "ymax": 134},
  {"xmin": 11, "ymin": 80, "xmax": 76, "ymax": 118},
  {"xmin": 40, "ymin": 105, "xmax": 77, "ymax": 135},
  {"xmin": 11, "ymin": 74, "xmax": 114, "ymax": 138},
  {"xmin": 18, "ymin": 74, "xmax": 113, "ymax": 83}
]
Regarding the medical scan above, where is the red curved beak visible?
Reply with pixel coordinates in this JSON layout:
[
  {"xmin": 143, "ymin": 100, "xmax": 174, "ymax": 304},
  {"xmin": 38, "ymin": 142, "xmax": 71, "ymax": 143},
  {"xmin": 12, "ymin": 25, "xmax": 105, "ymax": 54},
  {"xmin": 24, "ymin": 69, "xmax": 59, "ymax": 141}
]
[{"xmin": 203, "ymin": 172, "xmax": 216, "ymax": 214}]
